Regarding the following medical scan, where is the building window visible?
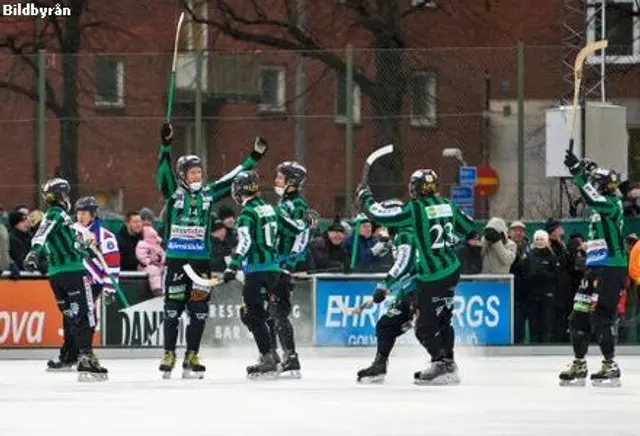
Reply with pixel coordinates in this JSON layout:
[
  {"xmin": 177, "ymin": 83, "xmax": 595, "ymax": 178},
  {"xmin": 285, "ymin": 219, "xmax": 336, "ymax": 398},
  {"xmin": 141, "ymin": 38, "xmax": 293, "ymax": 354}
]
[
  {"xmin": 94, "ymin": 58, "xmax": 124, "ymax": 108},
  {"xmin": 410, "ymin": 72, "xmax": 437, "ymax": 128},
  {"xmin": 411, "ymin": 0, "xmax": 437, "ymax": 7},
  {"xmin": 181, "ymin": 0, "xmax": 208, "ymax": 51},
  {"xmin": 335, "ymin": 71, "xmax": 361, "ymax": 124},
  {"xmin": 587, "ymin": 0, "xmax": 639, "ymax": 64},
  {"xmin": 259, "ymin": 66, "xmax": 286, "ymax": 112}
]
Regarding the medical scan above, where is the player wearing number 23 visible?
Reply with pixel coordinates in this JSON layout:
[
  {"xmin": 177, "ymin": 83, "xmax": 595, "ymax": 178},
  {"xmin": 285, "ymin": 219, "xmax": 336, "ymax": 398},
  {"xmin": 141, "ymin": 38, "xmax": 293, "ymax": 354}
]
[{"xmin": 357, "ymin": 169, "xmax": 475, "ymax": 385}]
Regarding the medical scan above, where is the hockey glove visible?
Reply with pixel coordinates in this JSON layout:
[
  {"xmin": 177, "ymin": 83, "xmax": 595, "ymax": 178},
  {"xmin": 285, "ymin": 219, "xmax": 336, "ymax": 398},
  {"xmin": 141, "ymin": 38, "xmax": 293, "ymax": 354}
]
[
  {"xmin": 103, "ymin": 291, "xmax": 116, "ymax": 306},
  {"xmin": 484, "ymin": 227, "xmax": 502, "ymax": 244},
  {"xmin": 223, "ymin": 268, "xmax": 237, "ymax": 283},
  {"xmin": 23, "ymin": 251, "xmax": 39, "ymax": 273},
  {"xmin": 372, "ymin": 284, "xmax": 388, "ymax": 304},
  {"xmin": 304, "ymin": 209, "xmax": 320, "ymax": 230},
  {"xmin": 161, "ymin": 122, "xmax": 174, "ymax": 145},
  {"xmin": 564, "ymin": 150, "xmax": 581, "ymax": 175},
  {"xmin": 251, "ymin": 136, "xmax": 268, "ymax": 160}
]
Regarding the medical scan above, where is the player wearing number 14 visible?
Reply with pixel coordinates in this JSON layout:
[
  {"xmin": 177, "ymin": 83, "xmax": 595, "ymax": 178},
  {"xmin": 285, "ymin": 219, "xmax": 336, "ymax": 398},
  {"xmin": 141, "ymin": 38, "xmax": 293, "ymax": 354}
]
[{"xmin": 357, "ymin": 169, "xmax": 475, "ymax": 385}]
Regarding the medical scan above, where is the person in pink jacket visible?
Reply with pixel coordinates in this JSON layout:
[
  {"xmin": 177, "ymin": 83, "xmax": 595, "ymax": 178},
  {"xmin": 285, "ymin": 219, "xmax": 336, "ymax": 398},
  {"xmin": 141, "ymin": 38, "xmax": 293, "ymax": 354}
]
[{"xmin": 136, "ymin": 226, "xmax": 166, "ymax": 296}]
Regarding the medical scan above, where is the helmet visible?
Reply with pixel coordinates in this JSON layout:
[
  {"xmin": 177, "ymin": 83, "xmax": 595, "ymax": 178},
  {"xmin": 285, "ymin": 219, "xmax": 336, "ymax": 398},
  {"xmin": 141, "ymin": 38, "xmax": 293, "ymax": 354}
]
[
  {"xmin": 231, "ymin": 170, "xmax": 260, "ymax": 204},
  {"xmin": 75, "ymin": 196, "xmax": 99, "ymax": 215},
  {"xmin": 409, "ymin": 169, "xmax": 438, "ymax": 198},
  {"xmin": 42, "ymin": 178, "xmax": 71, "ymax": 211},
  {"xmin": 176, "ymin": 155, "xmax": 204, "ymax": 192},
  {"xmin": 588, "ymin": 167, "xmax": 619, "ymax": 195},
  {"xmin": 275, "ymin": 161, "xmax": 307, "ymax": 196},
  {"xmin": 582, "ymin": 158, "xmax": 598, "ymax": 176}
]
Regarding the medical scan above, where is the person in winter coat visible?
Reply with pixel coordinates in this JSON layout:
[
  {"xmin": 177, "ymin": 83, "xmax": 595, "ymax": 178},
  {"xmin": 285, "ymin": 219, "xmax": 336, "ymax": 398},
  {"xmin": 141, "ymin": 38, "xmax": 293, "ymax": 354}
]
[
  {"xmin": 8, "ymin": 210, "xmax": 31, "ymax": 270},
  {"xmin": 117, "ymin": 211, "xmax": 144, "ymax": 271},
  {"xmin": 209, "ymin": 216, "xmax": 230, "ymax": 273},
  {"xmin": 456, "ymin": 231, "xmax": 483, "ymax": 274},
  {"xmin": 509, "ymin": 220, "xmax": 530, "ymax": 344},
  {"xmin": 135, "ymin": 226, "xmax": 166, "ymax": 297},
  {"xmin": 0, "ymin": 221, "xmax": 9, "ymax": 273},
  {"xmin": 344, "ymin": 214, "xmax": 389, "ymax": 272},
  {"xmin": 544, "ymin": 218, "xmax": 572, "ymax": 342},
  {"xmin": 481, "ymin": 217, "xmax": 517, "ymax": 274},
  {"xmin": 308, "ymin": 217, "xmax": 348, "ymax": 273},
  {"xmin": 524, "ymin": 230, "xmax": 559, "ymax": 344}
]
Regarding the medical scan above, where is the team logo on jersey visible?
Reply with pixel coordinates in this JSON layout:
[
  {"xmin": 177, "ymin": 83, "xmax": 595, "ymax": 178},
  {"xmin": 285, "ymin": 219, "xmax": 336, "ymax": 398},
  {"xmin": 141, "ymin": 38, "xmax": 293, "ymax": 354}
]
[
  {"xmin": 425, "ymin": 204, "xmax": 453, "ymax": 219},
  {"xmin": 254, "ymin": 204, "xmax": 276, "ymax": 218},
  {"xmin": 105, "ymin": 240, "xmax": 115, "ymax": 251}
]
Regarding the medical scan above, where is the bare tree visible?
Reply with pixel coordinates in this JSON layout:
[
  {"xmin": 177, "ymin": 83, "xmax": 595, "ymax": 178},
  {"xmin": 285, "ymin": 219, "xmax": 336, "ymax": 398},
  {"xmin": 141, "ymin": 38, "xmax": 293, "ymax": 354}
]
[
  {"xmin": 183, "ymin": 0, "xmax": 444, "ymax": 198},
  {"xmin": 0, "ymin": 0, "xmax": 132, "ymax": 199}
]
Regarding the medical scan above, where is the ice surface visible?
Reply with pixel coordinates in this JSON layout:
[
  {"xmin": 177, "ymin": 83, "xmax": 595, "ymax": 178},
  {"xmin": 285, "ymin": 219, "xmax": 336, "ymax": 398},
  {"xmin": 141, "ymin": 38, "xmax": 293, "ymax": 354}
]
[{"xmin": 1, "ymin": 347, "xmax": 640, "ymax": 436}]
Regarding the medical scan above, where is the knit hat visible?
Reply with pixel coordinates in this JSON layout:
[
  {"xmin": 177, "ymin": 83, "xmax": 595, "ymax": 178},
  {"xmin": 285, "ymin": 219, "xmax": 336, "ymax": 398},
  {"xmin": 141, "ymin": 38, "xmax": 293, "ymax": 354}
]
[
  {"xmin": 8, "ymin": 211, "xmax": 27, "ymax": 228},
  {"xmin": 139, "ymin": 207, "xmax": 155, "ymax": 222},
  {"xmin": 327, "ymin": 217, "xmax": 345, "ymax": 233},
  {"xmin": 627, "ymin": 233, "xmax": 639, "ymax": 245},
  {"xmin": 544, "ymin": 218, "xmax": 561, "ymax": 234},
  {"xmin": 218, "ymin": 206, "xmax": 236, "ymax": 221},
  {"xmin": 465, "ymin": 230, "xmax": 480, "ymax": 241},
  {"xmin": 509, "ymin": 220, "xmax": 526, "ymax": 230},
  {"xmin": 533, "ymin": 229, "xmax": 549, "ymax": 244},
  {"xmin": 211, "ymin": 217, "xmax": 225, "ymax": 232}
]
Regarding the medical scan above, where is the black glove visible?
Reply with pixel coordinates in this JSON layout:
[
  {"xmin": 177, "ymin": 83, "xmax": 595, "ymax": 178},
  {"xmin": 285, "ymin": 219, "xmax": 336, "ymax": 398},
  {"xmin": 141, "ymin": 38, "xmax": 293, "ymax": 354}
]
[
  {"xmin": 372, "ymin": 284, "xmax": 388, "ymax": 304},
  {"xmin": 355, "ymin": 184, "xmax": 371, "ymax": 201},
  {"xmin": 23, "ymin": 251, "xmax": 39, "ymax": 272},
  {"xmin": 161, "ymin": 122, "xmax": 174, "ymax": 145},
  {"xmin": 564, "ymin": 149, "xmax": 581, "ymax": 175},
  {"xmin": 103, "ymin": 292, "xmax": 116, "ymax": 306},
  {"xmin": 9, "ymin": 262, "xmax": 20, "ymax": 280},
  {"xmin": 484, "ymin": 228, "xmax": 502, "ymax": 244},
  {"xmin": 251, "ymin": 136, "xmax": 268, "ymax": 160},
  {"xmin": 223, "ymin": 268, "xmax": 237, "ymax": 283},
  {"xmin": 304, "ymin": 209, "xmax": 320, "ymax": 230}
]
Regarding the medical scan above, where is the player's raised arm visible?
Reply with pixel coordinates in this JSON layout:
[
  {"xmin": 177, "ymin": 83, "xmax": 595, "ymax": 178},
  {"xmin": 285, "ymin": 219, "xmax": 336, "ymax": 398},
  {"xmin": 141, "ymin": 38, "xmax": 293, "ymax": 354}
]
[
  {"xmin": 156, "ymin": 122, "xmax": 178, "ymax": 199},
  {"xmin": 564, "ymin": 151, "xmax": 617, "ymax": 215},
  {"xmin": 357, "ymin": 186, "xmax": 413, "ymax": 228}
]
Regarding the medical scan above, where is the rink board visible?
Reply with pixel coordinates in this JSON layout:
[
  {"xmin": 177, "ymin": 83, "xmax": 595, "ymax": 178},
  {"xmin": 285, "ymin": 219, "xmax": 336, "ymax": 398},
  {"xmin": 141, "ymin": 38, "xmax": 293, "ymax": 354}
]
[{"xmin": 312, "ymin": 274, "xmax": 513, "ymax": 346}]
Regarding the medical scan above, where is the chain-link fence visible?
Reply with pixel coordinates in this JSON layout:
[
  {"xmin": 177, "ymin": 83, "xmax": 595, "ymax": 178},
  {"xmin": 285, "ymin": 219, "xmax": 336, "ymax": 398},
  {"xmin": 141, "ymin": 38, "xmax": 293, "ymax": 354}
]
[{"xmin": 0, "ymin": 46, "xmax": 638, "ymax": 221}]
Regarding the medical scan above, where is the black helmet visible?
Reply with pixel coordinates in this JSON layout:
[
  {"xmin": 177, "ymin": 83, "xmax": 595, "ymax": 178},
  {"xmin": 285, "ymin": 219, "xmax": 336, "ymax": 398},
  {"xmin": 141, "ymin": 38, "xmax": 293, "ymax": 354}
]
[
  {"xmin": 588, "ymin": 167, "xmax": 620, "ymax": 195},
  {"xmin": 231, "ymin": 170, "xmax": 260, "ymax": 204},
  {"xmin": 176, "ymin": 155, "xmax": 204, "ymax": 191},
  {"xmin": 409, "ymin": 169, "xmax": 438, "ymax": 198},
  {"xmin": 75, "ymin": 196, "xmax": 99, "ymax": 215},
  {"xmin": 276, "ymin": 161, "xmax": 307, "ymax": 189},
  {"xmin": 42, "ymin": 178, "xmax": 71, "ymax": 211}
]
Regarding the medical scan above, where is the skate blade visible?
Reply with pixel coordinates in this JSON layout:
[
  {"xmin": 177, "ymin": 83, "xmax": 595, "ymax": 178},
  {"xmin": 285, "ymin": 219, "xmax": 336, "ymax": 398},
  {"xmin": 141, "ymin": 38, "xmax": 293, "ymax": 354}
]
[
  {"xmin": 46, "ymin": 366, "xmax": 76, "ymax": 373},
  {"xmin": 414, "ymin": 373, "xmax": 460, "ymax": 386},
  {"xmin": 78, "ymin": 372, "xmax": 108, "ymax": 382},
  {"xmin": 559, "ymin": 378, "xmax": 586, "ymax": 387},
  {"xmin": 161, "ymin": 371, "xmax": 172, "ymax": 380},
  {"xmin": 278, "ymin": 370, "xmax": 302, "ymax": 379},
  {"xmin": 247, "ymin": 371, "xmax": 280, "ymax": 381},
  {"xmin": 592, "ymin": 378, "xmax": 622, "ymax": 388},
  {"xmin": 182, "ymin": 370, "xmax": 205, "ymax": 380},
  {"xmin": 357, "ymin": 374, "xmax": 385, "ymax": 384}
]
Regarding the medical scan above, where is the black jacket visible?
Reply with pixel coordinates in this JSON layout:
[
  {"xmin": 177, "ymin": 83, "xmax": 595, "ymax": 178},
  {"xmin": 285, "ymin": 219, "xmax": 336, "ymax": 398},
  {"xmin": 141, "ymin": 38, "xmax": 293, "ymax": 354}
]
[
  {"xmin": 117, "ymin": 226, "xmax": 143, "ymax": 271},
  {"xmin": 524, "ymin": 247, "xmax": 558, "ymax": 297},
  {"xmin": 210, "ymin": 230, "xmax": 236, "ymax": 273},
  {"xmin": 308, "ymin": 234, "xmax": 348, "ymax": 273},
  {"xmin": 9, "ymin": 227, "xmax": 31, "ymax": 270},
  {"xmin": 510, "ymin": 240, "xmax": 530, "ymax": 302},
  {"xmin": 549, "ymin": 239, "xmax": 572, "ymax": 307},
  {"xmin": 456, "ymin": 243, "xmax": 482, "ymax": 275}
]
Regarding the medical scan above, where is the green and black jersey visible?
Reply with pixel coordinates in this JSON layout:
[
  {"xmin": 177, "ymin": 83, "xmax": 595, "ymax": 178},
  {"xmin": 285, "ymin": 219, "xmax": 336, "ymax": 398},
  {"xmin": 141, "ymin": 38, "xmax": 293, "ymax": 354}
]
[
  {"xmin": 362, "ymin": 193, "xmax": 475, "ymax": 282},
  {"xmin": 229, "ymin": 196, "xmax": 281, "ymax": 273},
  {"xmin": 156, "ymin": 143, "xmax": 260, "ymax": 260},
  {"xmin": 384, "ymin": 229, "xmax": 417, "ymax": 301},
  {"xmin": 276, "ymin": 191, "xmax": 310, "ymax": 269},
  {"xmin": 31, "ymin": 205, "xmax": 85, "ymax": 276},
  {"xmin": 573, "ymin": 169, "xmax": 626, "ymax": 267}
]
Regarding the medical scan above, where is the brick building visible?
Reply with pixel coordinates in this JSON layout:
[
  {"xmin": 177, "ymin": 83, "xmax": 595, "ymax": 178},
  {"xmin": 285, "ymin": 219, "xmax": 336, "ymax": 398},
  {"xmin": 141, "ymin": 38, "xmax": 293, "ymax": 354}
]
[{"xmin": 0, "ymin": 0, "xmax": 638, "ymax": 217}]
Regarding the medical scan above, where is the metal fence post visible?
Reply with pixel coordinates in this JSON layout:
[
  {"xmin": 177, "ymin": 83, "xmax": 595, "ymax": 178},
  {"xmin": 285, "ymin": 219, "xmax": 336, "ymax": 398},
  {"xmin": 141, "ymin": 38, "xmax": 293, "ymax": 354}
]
[
  {"xmin": 345, "ymin": 44, "xmax": 354, "ymax": 213},
  {"xmin": 36, "ymin": 49, "xmax": 46, "ymax": 209},
  {"xmin": 517, "ymin": 41, "xmax": 525, "ymax": 219},
  {"xmin": 195, "ymin": 49, "xmax": 204, "ymax": 168}
]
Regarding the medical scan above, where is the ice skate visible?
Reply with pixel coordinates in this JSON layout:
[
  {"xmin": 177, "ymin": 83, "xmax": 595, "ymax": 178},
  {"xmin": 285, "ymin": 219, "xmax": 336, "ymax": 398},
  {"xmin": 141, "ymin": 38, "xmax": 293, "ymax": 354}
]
[
  {"xmin": 414, "ymin": 358, "xmax": 460, "ymax": 386},
  {"xmin": 357, "ymin": 353, "xmax": 387, "ymax": 384},
  {"xmin": 559, "ymin": 359, "xmax": 588, "ymax": 387},
  {"xmin": 159, "ymin": 351, "xmax": 176, "ymax": 379},
  {"xmin": 182, "ymin": 351, "xmax": 206, "ymax": 379},
  {"xmin": 591, "ymin": 359, "xmax": 621, "ymax": 387},
  {"xmin": 247, "ymin": 352, "xmax": 280, "ymax": 380},
  {"xmin": 46, "ymin": 358, "xmax": 76, "ymax": 372},
  {"xmin": 77, "ymin": 353, "xmax": 108, "ymax": 382},
  {"xmin": 278, "ymin": 351, "xmax": 301, "ymax": 379}
]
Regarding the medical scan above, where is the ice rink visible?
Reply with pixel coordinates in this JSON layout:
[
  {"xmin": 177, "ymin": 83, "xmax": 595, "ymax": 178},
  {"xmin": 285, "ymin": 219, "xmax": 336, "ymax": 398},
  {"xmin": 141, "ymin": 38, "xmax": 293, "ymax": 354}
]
[{"xmin": 1, "ymin": 347, "xmax": 640, "ymax": 436}]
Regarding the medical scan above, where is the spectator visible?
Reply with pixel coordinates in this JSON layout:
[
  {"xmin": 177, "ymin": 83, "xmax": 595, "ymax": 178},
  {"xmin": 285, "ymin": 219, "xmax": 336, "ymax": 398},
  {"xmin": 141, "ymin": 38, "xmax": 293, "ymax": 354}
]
[
  {"xmin": 140, "ymin": 207, "xmax": 156, "ymax": 227},
  {"xmin": 621, "ymin": 182, "xmax": 640, "ymax": 217},
  {"xmin": 135, "ymin": 226, "xmax": 166, "ymax": 297},
  {"xmin": 218, "ymin": 206, "xmax": 237, "ymax": 253},
  {"xmin": 345, "ymin": 214, "xmax": 388, "ymax": 272},
  {"xmin": 508, "ymin": 220, "xmax": 530, "ymax": 343},
  {"xmin": 524, "ymin": 230, "xmax": 558, "ymax": 344},
  {"xmin": 308, "ymin": 217, "xmax": 348, "ymax": 273},
  {"xmin": 481, "ymin": 217, "xmax": 517, "ymax": 274},
  {"xmin": 9, "ymin": 210, "xmax": 31, "ymax": 270},
  {"xmin": 456, "ymin": 230, "xmax": 483, "ymax": 274},
  {"xmin": 0, "ymin": 220, "xmax": 9, "ymax": 272},
  {"xmin": 545, "ymin": 218, "xmax": 571, "ymax": 342},
  {"xmin": 117, "ymin": 211, "xmax": 144, "ymax": 271},
  {"xmin": 210, "ymin": 216, "xmax": 231, "ymax": 273}
]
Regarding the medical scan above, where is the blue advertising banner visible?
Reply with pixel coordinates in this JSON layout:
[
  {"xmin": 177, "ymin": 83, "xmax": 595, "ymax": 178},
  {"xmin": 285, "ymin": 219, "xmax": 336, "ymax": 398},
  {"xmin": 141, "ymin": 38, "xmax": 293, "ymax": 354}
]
[{"xmin": 313, "ymin": 276, "xmax": 512, "ymax": 346}]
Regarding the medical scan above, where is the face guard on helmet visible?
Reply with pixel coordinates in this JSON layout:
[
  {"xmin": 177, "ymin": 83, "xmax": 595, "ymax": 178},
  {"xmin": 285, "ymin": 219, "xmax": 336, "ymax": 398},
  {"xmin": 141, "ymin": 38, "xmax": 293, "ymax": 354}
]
[
  {"xmin": 42, "ymin": 178, "xmax": 72, "ymax": 211},
  {"xmin": 588, "ymin": 167, "xmax": 619, "ymax": 195},
  {"xmin": 274, "ymin": 161, "xmax": 307, "ymax": 197},
  {"xmin": 231, "ymin": 170, "xmax": 260, "ymax": 204},
  {"xmin": 176, "ymin": 155, "xmax": 204, "ymax": 192},
  {"xmin": 409, "ymin": 169, "xmax": 438, "ymax": 198}
]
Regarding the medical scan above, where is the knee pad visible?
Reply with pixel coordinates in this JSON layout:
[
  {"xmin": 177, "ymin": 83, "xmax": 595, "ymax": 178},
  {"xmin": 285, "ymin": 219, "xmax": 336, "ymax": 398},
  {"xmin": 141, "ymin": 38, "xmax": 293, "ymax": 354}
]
[
  {"xmin": 591, "ymin": 306, "xmax": 616, "ymax": 339},
  {"xmin": 569, "ymin": 310, "xmax": 591, "ymax": 334},
  {"xmin": 187, "ymin": 300, "xmax": 209, "ymax": 324},
  {"xmin": 268, "ymin": 298, "xmax": 291, "ymax": 320},
  {"xmin": 376, "ymin": 314, "xmax": 396, "ymax": 337},
  {"xmin": 241, "ymin": 305, "xmax": 267, "ymax": 331},
  {"xmin": 164, "ymin": 301, "xmax": 184, "ymax": 326}
]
